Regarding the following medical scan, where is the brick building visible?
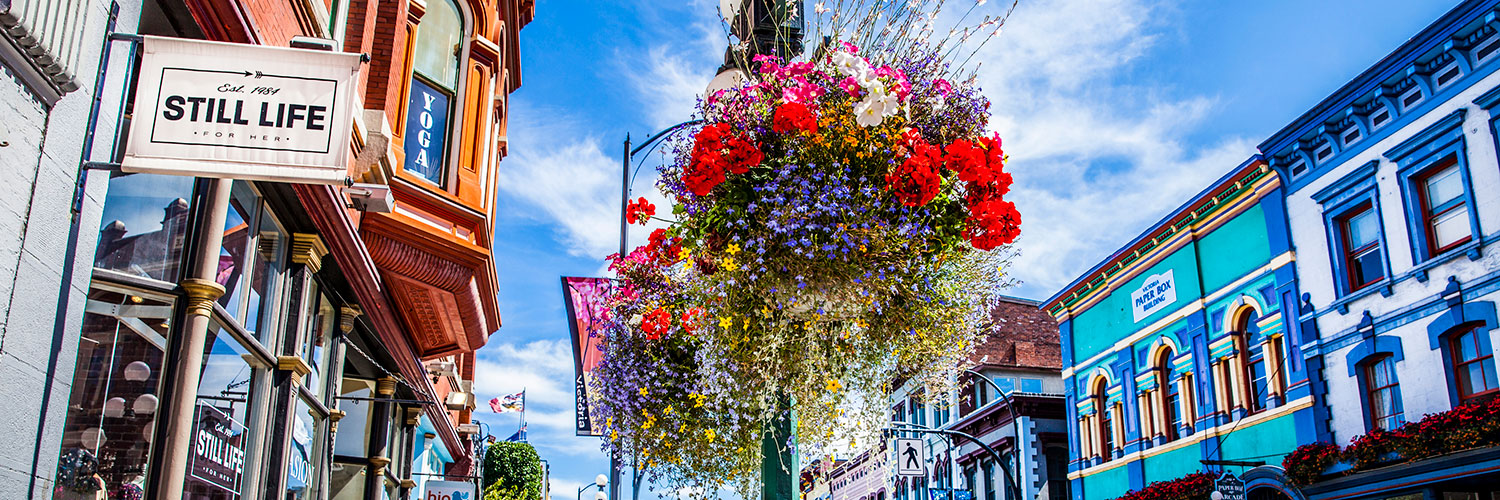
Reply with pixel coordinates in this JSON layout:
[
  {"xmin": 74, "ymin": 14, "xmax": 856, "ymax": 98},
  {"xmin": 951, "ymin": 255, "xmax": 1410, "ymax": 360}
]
[
  {"xmin": 887, "ymin": 296, "xmax": 1069, "ymax": 500},
  {"xmin": 2, "ymin": 0, "xmax": 532, "ymax": 498}
]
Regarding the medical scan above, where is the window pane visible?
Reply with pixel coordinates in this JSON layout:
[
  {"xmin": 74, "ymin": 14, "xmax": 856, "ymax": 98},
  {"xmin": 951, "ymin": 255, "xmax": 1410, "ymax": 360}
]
[
  {"xmin": 1250, "ymin": 360, "xmax": 1268, "ymax": 407},
  {"xmin": 1459, "ymin": 332, "xmax": 1478, "ymax": 361},
  {"xmin": 244, "ymin": 200, "xmax": 286, "ymax": 343},
  {"xmin": 1021, "ymin": 378, "xmax": 1043, "ymax": 393},
  {"xmin": 53, "ymin": 290, "xmax": 171, "ymax": 500},
  {"xmin": 412, "ymin": 0, "xmax": 462, "ymax": 88},
  {"xmin": 286, "ymin": 398, "xmax": 320, "ymax": 499},
  {"xmin": 191, "ymin": 321, "xmax": 259, "ymax": 498},
  {"xmin": 218, "ymin": 184, "xmax": 257, "ymax": 316},
  {"xmin": 1432, "ymin": 205, "xmax": 1470, "ymax": 249},
  {"xmin": 94, "ymin": 174, "xmax": 195, "ymax": 282},
  {"xmin": 328, "ymin": 463, "xmax": 367, "ymax": 500},
  {"xmin": 1351, "ymin": 247, "xmax": 1384, "ymax": 286},
  {"xmin": 304, "ymin": 292, "xmax": 337, "ymax": 403},
  {"xmin": 1348, "ymin": 209, "xmax": 1379, "ymax": 248},
  {"xmin": 1424, "ymin": 165, "xmax": 1463, "ymax": 209}
]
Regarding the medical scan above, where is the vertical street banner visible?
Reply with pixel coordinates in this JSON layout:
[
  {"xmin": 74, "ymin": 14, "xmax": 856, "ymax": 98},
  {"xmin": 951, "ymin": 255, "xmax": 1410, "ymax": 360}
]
[
  {"xmin": 562, "ymin": 276, "xmax": 615, "ymax": 436},
  {"xmin": 124, "ymin": 35, "xmax": 363, "ymax": 184}
]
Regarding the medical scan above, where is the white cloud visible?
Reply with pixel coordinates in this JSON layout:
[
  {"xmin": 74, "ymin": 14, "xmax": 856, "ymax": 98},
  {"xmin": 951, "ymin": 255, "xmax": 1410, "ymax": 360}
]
[{"xmin": 971, "ymin": 0, "xmax": 1257, "ymax": 298}]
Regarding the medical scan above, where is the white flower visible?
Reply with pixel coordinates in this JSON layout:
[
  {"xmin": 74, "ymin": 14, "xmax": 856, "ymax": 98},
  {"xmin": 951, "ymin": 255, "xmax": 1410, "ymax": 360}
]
[
  {"xmin": 877, "ymin": 91, "xmax": 902, "ymax": 118},
  {"xmin": 831, "ymin": 51, "xmax": 870, "ymax": 78},
  {"xmin": 815, "ymin": 1, "xmax": 828, "ymax": 14},
  {"xmin": 854, "ymin": 90, "xmax": 889, "ymax": 127}
]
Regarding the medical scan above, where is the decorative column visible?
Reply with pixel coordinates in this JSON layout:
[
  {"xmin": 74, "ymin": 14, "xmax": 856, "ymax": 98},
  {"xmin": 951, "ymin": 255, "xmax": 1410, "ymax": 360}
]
[
  {"xmin": 399, "ymin": 407, "xmax": 422, "ymax": 498},
  {"xmin": 1135, "ymin": 392, "xmax": 1153, "ymax": 445},
  {"xmin": 158, "ymin": 178, "xmax": 233, "ymax": 500},
  {"xmin": 365, "ymin": 376, "xmax": 398, "ymax": 500}
]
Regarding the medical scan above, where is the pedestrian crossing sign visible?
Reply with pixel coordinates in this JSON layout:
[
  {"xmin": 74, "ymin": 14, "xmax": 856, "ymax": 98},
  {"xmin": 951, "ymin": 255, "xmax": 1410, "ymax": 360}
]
[{"xmin": 895, "ymin": 438, "xmax": 926, "ymax": 477}]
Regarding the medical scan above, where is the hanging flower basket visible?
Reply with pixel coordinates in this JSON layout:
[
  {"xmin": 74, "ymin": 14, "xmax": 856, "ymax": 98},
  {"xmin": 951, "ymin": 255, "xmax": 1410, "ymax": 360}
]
[{"xmin": 591, "ymin": 3, "xmax": 1023, "ymax": 496}]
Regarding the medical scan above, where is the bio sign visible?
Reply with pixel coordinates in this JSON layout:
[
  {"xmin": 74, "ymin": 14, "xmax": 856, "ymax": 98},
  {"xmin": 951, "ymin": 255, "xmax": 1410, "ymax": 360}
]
[
  {"xmin": 1131, "ymin": 270, "xmax": 1177, "ymax": 322},
  {"xmin": 423, "ymin": 480, "xmax": 476, "ymax": 500},
  {"xmin": 125, "ymin": 35, "xmax": 361, "ymax": 184}
]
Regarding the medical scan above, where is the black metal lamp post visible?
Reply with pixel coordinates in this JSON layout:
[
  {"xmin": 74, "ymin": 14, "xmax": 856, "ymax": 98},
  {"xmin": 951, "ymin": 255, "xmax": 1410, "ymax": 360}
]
[{"xmin": 963, "ymin": 369, "xmax": 1026, "ymax": 500}]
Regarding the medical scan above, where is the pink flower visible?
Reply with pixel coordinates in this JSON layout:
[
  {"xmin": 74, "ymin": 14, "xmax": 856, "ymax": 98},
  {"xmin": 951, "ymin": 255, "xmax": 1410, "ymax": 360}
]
[
  {"xmin": 841, "ymin": 40, "xmax": 859, "ymax": 53},
  {"xmin": 838, "ymin": 77, "xmax": 861, "ymax": 96},
  {"xmin": 753, "ymin": 54, "xmax": 783, "ymax": 76},
  {"xmin": 782, "ymin": 76, "xmax": 823, "ymax": 103},
  {"xmin": 933, "ymin": 78, "xmax": 953, "ymax": 96}
]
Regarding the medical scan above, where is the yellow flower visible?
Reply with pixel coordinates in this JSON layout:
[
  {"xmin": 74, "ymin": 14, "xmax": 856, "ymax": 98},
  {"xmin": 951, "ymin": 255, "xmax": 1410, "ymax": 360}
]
[
  {"xmin": 639, "ymin": 387, "xmax": 649, "ymax": 397},
  {"xmin": 726, "ymin": 243, "xmax": 740, "ymax": 255},
  {"xmin": 826, "ymin": 379, "xmax": 842, "ymax": 393},
  {"xmin": 721, "ymin": 257, "xmax": 739, "ymax": 271},
  {"xmin": 680, "ymin": 248, "xmax": 692, "ymax": 261},
  {"xmin": 719, "ymin": 316, "xmax": 733, "ymax": 329},
  {"xmin": 706, "ymin": 428, "xmax": 717, "ymax": 442},
  {"xmin": 606, "ymin": 417, "xmax": 613, "ymax": 429},
  {"xmin": 664, "ymin": 405, "xmax": 674, "ymax": 415}
]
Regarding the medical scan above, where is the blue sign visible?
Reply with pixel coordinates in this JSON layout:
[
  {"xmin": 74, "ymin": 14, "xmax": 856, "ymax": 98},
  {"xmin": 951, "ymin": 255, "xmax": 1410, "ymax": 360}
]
[{"xmin": 404, "ymin": 78, "xmax": 450, "ymax": 185}]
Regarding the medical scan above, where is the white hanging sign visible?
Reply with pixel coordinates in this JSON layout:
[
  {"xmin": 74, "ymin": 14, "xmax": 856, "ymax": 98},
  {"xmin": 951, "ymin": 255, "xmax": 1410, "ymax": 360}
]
[
  {"xmin": 124, "ymin": 35, "xmax": 362, "ymax": 184},
  {"xmin": 1131, "ymin": 270, "xmax": 1177, "ymax": 322}
]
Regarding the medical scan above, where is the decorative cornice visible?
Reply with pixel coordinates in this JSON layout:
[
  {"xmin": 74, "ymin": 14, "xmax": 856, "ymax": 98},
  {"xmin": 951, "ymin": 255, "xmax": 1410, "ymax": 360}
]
[
  {"xmin": 369, "ymin": 456, "xmax": 392, "ymax": 475},
  {"xmin": 405, "ymin": 407, "xmax": 423, "ymax": 426},
  {"xmin": 180, "ymin": 278, "xmax": 226, "ymax": 318},
  {"xmin": 290, "ymin": 233, "xmax": 330, "ymax": 273},
  {"xmin": 401, "ymin": 479, "xmax": 417, "ymax": 489},
  {"xmin": 377, "ymin": 376, "xmax": 399, "ymax": 396},
  {"xmin": 278, "ymin": 355, "xmax": 314, "ymax": 383},
  {"xmin": 340, "ymin": 304, "xmax": 364, "ymax": 334}
]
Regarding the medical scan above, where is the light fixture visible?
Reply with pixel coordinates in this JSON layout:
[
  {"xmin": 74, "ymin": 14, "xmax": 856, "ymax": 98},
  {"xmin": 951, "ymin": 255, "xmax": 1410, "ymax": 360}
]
[
  {"xmin": 595, "ymin": 492, "xmax": 607, "ymax": 500},
  {"xmin": 344, "ymin": 183, "xmax": 395, "ymax": 213},
  {"xmin": 81, "ymin": 427, "xmax": 104, "ymax": 450},
  {"xmin": 595, "ymin": 474, "xmax": 608, "ymax": 488},
  {"xmin": 123, "ymin": 361, "xmax": 151, "ymax": 381},
  {"xmin": 133, "ymin": 394, "xmax": 159, "ymax": 415},
  {"xmin": 103, "ymin": 397, "xmax": 127, "ymax": 418}
]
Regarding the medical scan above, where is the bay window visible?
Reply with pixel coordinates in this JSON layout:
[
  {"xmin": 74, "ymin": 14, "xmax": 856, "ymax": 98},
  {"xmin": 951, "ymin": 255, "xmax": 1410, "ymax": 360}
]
[{"xmin": 403, "ymin": 0, "xmax": 466, "ymax": 187}]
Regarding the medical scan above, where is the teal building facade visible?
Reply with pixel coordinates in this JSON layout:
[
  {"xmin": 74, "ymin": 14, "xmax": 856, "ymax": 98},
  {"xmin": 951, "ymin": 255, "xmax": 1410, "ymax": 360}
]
[{"xmin": 1045, "ymin": 158, "xmax": 1316, "ymax": 500}]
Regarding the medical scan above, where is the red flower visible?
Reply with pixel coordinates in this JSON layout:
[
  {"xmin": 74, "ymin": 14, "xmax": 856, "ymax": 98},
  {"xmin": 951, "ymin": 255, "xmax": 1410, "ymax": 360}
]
[
  {"xmin": 964, "ymin": 199, "xmax": 1021, "ymax": 250},
  {"xmin": 644, "ymin": 228, "xmax": 682, "ymax": 266},
  {"xmin": 626, "ymin": 197, "xmax": 656, "ymax": 225},
  {"xmin": 684, "ymin": 123, "xmax": 762, "ymax": 195},
  {"xmin": 886, "ymin": 141, "xmax": 943, "ymax": 206},
  {"xmin": 642, "ymin": 308, "xmax": 672, "ymax": 340},
  {"xmin": 943, "ymin": 139, "xmax": 987, "ymax": 182},
  {"xmin": 772, "ymin": 102, "xmax": 819, "ymax": 135},
  {"xmin": 680, "ymin": 307, "xmax": 705, "ymax": 335}
]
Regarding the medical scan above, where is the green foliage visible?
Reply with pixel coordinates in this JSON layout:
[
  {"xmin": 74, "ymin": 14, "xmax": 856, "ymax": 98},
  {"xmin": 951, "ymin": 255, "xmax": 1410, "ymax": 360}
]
[{"xmin": 482, "ymin": 442, "xmax": 543, "ymax": 500}]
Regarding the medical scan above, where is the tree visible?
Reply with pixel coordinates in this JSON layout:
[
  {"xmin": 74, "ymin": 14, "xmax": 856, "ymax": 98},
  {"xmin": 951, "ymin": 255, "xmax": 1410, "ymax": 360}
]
[{"xmin": 482, "ymin": 441, "xmax": 544, "ymax": 500}]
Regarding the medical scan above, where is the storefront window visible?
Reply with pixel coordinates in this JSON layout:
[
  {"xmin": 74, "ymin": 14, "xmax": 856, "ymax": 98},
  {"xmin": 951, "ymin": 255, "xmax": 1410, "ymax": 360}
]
[
  {"xmin": 52, "ymin": 286, "xmax": 171, "ymax": 500},
  {"xmin": 94, "ymin": 173, "xmax": 196, "ymax": 283},
  {"xmin": 328, "ymin": 464, "xmax": 367, "ymax": 500},
  {"xmin": 303, "ymin": 288, "xmax": 337, "ymax": 403},
  {"xmin": 218, "ymin": 182, "xmax": 288, "ymax": 345},
  {"xmin": 286, "ymin": 396, "xmax": 323, "ymax": 500},
  {"xmin": 188, "ymin": 320, "xmax": 262, "ymax": 498}
]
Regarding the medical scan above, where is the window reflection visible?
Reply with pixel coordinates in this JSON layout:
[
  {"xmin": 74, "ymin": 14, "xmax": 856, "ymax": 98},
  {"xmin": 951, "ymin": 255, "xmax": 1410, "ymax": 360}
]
[
  {"xmin": 53, "ymin": 289, "xmax": 170, "ymax": 500},
  {"xmin": 217, "ymin": 182, "xmax": 287, "ymax": 344},
  {"xmin": 286, "ymin": 397, "xmax": 322, "ymax": 500},
  {"xmin": 188, "ymin": 320, "xmax": 259, "ymax": 498},
  {"xmin": 94, "ymin": 174, "xmax": 196, "ymax": 283}
]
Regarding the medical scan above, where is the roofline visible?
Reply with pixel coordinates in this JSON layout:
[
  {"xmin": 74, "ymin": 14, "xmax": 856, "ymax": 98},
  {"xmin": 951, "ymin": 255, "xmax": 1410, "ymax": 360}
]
[
  {"xmin": 1258, "ymin": 0, "xmax": 1500, "ymax": 155},
  {"xmin": 996, "ymin": 294, "xmax": 1042, "ymax": 306},
  {"xmin": 1043, "ymin": 155, "xmax": 1265, "ymax": 312}
]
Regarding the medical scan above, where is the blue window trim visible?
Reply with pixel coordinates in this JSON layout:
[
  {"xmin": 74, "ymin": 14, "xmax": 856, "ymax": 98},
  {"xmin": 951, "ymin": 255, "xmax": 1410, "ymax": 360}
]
[
  {"xmin": 1315, "ymin": 162, "xmax": 1393, "ymax": 307},
  {"xmin": 1387, "ymin": 109, "xmax": 1484, "ymax": 269},
  {"xmin": 1426, "ymin": 300, "xmax": 1499, "ymax": 407}
]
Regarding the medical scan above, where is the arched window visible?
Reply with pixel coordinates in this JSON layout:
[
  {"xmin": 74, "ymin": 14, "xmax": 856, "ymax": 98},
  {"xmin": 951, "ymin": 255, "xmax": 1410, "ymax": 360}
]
[
  {"xmin": 403, "ymin": 0, "xmax": 466, "ymax": 186},
  {"xmin": 1232, "ymin": 307, "xmax": 1265, "ymax": 414},
  {"xmin": 1093, "ymin": 378, "xmax": 1114, "ymax": 461},
  {"xmin": 1155, "ymin": 347, "xmax": 1181, "ymax": 442},
  {"xmin": 1362, "ymin": 354, "xmax": 1404, "ymax": 430}
]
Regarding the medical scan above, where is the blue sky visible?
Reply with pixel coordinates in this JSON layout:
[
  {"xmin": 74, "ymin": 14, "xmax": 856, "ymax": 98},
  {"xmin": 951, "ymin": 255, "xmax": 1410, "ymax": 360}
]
[{"xmin": 473, "ymin": 1, "xmax": 1458, "ymax": 498}]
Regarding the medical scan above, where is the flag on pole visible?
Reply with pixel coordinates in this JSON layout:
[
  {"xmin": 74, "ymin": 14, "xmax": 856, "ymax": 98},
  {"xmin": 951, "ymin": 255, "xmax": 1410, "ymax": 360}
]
[
  {"xmin": 490, "ymin": 391, "xmax": 525, "ymax": 413},
  {"xmin": 505, "ymin": 424, "xmax": 528, "ymax": 442}
]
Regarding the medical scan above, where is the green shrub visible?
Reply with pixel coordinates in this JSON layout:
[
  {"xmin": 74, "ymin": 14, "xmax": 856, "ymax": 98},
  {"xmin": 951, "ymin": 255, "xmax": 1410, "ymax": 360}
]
[{"xmin": 482, "ymin": 441, "xmax": 544, "ymax": 500}]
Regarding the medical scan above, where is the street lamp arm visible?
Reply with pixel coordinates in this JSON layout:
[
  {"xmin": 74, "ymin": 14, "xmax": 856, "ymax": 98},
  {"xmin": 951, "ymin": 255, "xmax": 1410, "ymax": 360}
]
[
  {"xmin": 960, "ymin": 369, "xmax": 1026, "ymax": 500},
  {"xmin": 630, "ymin": 119, "xmax": 707, "ymax": 158}
]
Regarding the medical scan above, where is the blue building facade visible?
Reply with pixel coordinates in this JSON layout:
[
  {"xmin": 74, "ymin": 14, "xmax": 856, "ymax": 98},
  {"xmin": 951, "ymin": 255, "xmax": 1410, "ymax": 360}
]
[
  {"xmin": 1260, "ymin": 0, "xmax": 1500, "ymax": 497},
  {"xmin": 1045, "ymin": 157, "xmax": 1316, "ymax": 500}
]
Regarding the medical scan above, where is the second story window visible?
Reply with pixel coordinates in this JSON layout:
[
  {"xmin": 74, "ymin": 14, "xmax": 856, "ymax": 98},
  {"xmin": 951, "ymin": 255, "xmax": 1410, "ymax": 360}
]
[
  {"xmin": 1414, "ymin": 158, "xmax": 1472, "ymax": 256},
  {"xmin": 403, "ymin": 0, "xmax": 465, "ymax": 187},
  {"xmin": 1363, "ymin": 354, "xmax": 1404, "ymax": 431},
  {"xmin": 1450, "ymin": 326, "xmax": 1498, "ymax": 403},
  {"xmin": 1154, "ymin": 348, "xmax": 1180, "ymax": 442},
  {"xmin": 1337, "ymin": 202, "xmax": 1385, "ymax": 292}
]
